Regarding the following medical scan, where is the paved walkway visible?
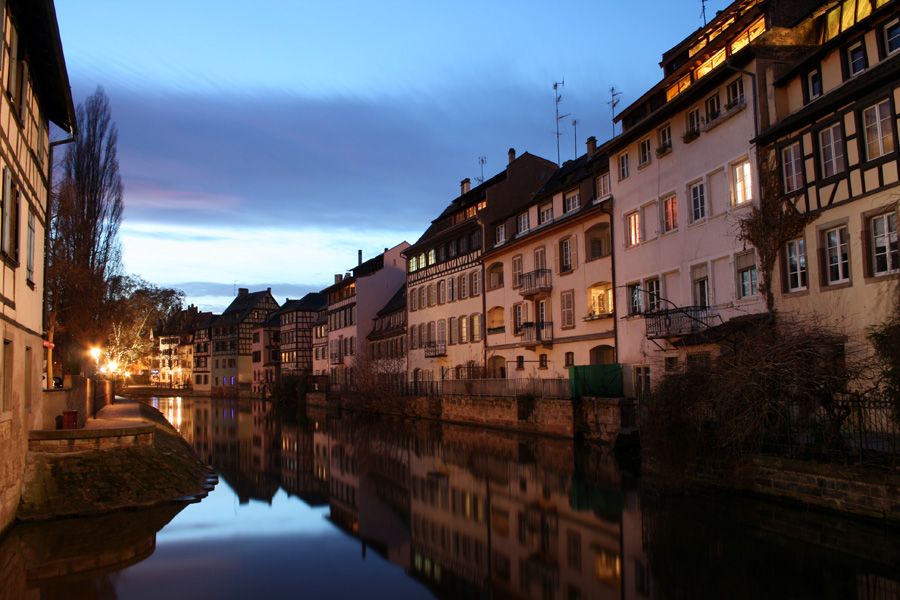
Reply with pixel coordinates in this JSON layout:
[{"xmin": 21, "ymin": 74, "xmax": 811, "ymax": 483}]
[{"xmin": 83, "ymin": 398, "xmax": 147, "ymax": 430}]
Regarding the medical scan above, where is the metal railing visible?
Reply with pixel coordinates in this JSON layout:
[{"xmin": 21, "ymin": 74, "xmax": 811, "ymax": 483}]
[
  {"xmin": 423, "ymin": 341, "xmax": 447, "ymax": 358},
  {"xmin": 644, "ymin": 306, "xmax": 716, "ymax": 338},
  {"xmin": 329, "ymin": 352, "xmax": 343, "ymax": 365},
  {"xmin": 521, "ymin": 321, "xmax": 553, "ymax": 345},
  {"xmin": 519, "ymin": 269, "xmax": 552, "ymax": 296}
]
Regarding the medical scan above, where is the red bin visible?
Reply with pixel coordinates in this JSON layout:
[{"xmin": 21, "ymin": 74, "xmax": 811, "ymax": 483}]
[{"xmin": 62, "ymin": 410, "xmax": 78, "ymax": 430}]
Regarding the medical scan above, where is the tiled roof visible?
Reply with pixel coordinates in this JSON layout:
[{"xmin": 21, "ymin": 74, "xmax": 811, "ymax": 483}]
[
  {"xmin": 214, "ymin": 290, "xmax": 277, "ymax": 326},
  {"xmin": 376, "ymin": 284, "xmax": 406, "ymax": 317}
]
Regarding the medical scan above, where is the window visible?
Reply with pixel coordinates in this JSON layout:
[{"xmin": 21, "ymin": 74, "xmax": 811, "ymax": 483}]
[
  {"xmin": 564, "ymin": 189, "xmax": 580, "ymax": 213},
  {"xmin": 786, "ymin": 239, "xmax": 807, "ymax": 292},
  {"xmin": 471, "ymin": 313, "xmax": 482, "ymax": 342},
  {"xmin": 428, "ymin": 284, "xmax": 436, "ymax": 306},
  {"xmin": 726, "ymin": 77, "xmax": 744, "ymax": 107},
  {"xmin": 495, "ymin": 224, "xmax": 506, "ymax": 244},
  {"xmin": 513, "ymin": 304, "xmax": 525, "ymax": 335},
  {"xmin": 634, "ymin": 366, "xmax": 650, "ymax": 398},
  {"xmin": 886, "ymin": 19, "xmax": 900, "ymax": 55},
  {"xmin": 449, "ymin": 240, "xmax": 457, "ymax": 257},
  {"xmin": 586, "ymin": 224, "xmax": 609, "ymax": 260},
  {"xmin": 408, "ymin": 256, "xmax": 418, "ymax": 272},
  {"xmin": 626, "ymin": 211, "xmax": 641, "ymax": 246},
  {"xmin": 564, "ymin": 352, "xmax": 574, "ymax": 367},
  {"xmin": 459, "ymin": 235, "xmax": 469, "ymax": 254},
  {"xmin": 825, "ymin": 226, "xmax": 850, "ymax": 284},
  {"xmin": 516, "ymin": 356, "xmax": 525, "ymax": 370},
  {"xmin": 690, "ymin": 182, "xmax": 706, "ymax": 222},
  {"xmin": 512, "ymin": 255, "xmax": 523, "ymax": 288},
  {"xmin": 438, "ymin": 245, "xmax": 446, "ymax": 262},
  {"xmin": 559, "ymin": 238, "xmax": 573, "ymax": 272},
  {"xmin": 588, "ymin": 282, "xmax": 613, "ymax": 316},
  {"xmin": 534, "ymin": 246, "xmax": 546, "ymax": 271},
  {"xmin": 518, "ymin": 212, "xmax": 529, "ymax": 233},
  {"xmin": 411, "ymin": 287, "xmax": 418, "ymax": 311},
  {"xmin": 658, "ymin": 125, "xmax": 672, "ymax": 152},
  {"xmin": 459, "ymin": 274, "xmax": 468, "ymax": 299},
  {"xmin": 560, "ymin": 291, "xmax": 574, "ymax": 328},
  {"xmin": 863, "ymin": 100, "xmax": 894, "ymax": 160},
  {"xmin": 488, "ymin": 263, "xmax": 503, "ymax": 289},
  {"xmin": 662, "ymin": 196, "xmax": 678, "ymax": 232},
  {"xmin": 870, "ymin": 212, "xmax": 898, "ymax": 276},
  {"xmin": 427, "ymin": 249, "xmax": 436, "ymax": 265},
  {"xmin": 538, "ymin": 202, "xmax": 553, "ymax": 224},
  {"xmin": 819, "ymin": 123, "xmax": 845, "ymax": 178},
  {"xmin": 705, "ymin": 94, "xmax": 720, "ymax": 121},
  {"xmin": 438, "ymin": 280, "xmax": 446, "ymax": 304},
  {"xmin": 782, "ymin": 142, "xmax": 803, "ymax": 193},
  {"xmin": 639, "ymin": 138, "xmax": 651, "ymax": 166},
  {"xmin": 848, "ymin": 41, "xmax": 866, "ymax": 76},
  {"xmin": 736, "ymin": 251, "xmax": 758, "ymax": 298},
  {"xmin": 538, "ymin": 354, "xmax": 548, "ymax": 369},
  {"xmin": 420, "ymin": 287, "xmax": 427, "ymax": 310},
  {"xmin": 595, "ymin": 173, "xmax": 610, "ymax": 198},
  {"xmin": 1, "ymin": 168, "xmax": 18, "ymax": 260},
  {"xmin": 448, "ymin": 277, "xmax": 456, "ymax": 301},
  {"xmin": 448, "ymin": 317, "xmax": 458, "ymax": 344},
  {"xmin": 645, "ymin": 278, "xmax": 660, "ymax": 312},
  {"xmin": 807, "ymin": 69, "xmax": 822, "ymax": 100},
  {"xmin": 628, "ymin": 284, "xmax": 642, "ymax": 315},
  {"xmin": 692, "ymin": 264, "xmax": 709, "ymax": 308},
  {"xmin": 460, "ymin": 316, "xmax": 469, "ymax": 343},
  {"xmin": 618, "ymin": 153, "xmax": 629, "ymax": 180},
  {"xmin": 687, "ymin": 107, "xmax": 701, "ymax": 133},
  {"xmin": 471, "ymin": 271, "xmax": 480, "ymax": 296},
  {"xmin": 26, "ymin": 209, "xmax": 34, "ymax": 282},
  {"xmin": 732, "ymin": 160, "xmax": 752, "ymax": 205}
]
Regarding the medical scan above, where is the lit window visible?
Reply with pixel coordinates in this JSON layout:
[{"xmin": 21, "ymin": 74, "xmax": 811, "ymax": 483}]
[
  {"xmin": 863, "ymin": 100, "xmax": 894, "ymax": 160},
  {"xmin": 690, "ymin": 182, "xmax": 706, "ymax": 222},
  {"xmin": 662, "ymin": 196, "xmax": 678, "ymax": 232},
  {"xmin": 824, "ymin": 226, "xmax": 850, "ymax": 284},
  {"xmin": 785, "ymin": 239, "xmax": 807, "ymax": 291},
  {"xmin": 870, "ymin": 213, "xmax": 898, "ymax": 276},
  {"xmin": 732, "ymin": 160, "xmax": 752, "ymax": 205},
  {"xmin": 819, "ymin": 123, "xmax": 845, "ymax": 178},
  {"xmin": 626, "ymin": 211, "xmax": 641, "ymax": 246},
  {"xmin": 782, "ymin": 142, "xmax": 803, "ymax": 193},
  {"xmin": 587, "ymin": 282, "xmax": 613, "ymax": 316}
]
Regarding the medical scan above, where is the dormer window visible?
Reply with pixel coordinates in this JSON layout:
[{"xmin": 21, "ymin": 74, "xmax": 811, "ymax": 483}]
[
  {"xmin": 886, "ymin": 19, "xmax": 900, "ymax": 55},
  {"xmin": 848, "ymin": 41, "xmax": 866, "ymax": 77},
  {"xmin": 517, "ymin": 212, "xmax": 530, "ymax": 233},
  {"xmin": 807, "ymin": 69, "xmax": 822, "ymax": 100}
]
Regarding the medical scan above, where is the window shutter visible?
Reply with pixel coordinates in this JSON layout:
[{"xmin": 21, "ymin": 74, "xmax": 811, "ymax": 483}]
[
  {"xmin": 860, "ymin": 226, "xmax": 872, "ymax": 277},
  {"xmin": 1, "ymin": 167, "xmax": 9, "ymax": 255},
  {"xmin": 571, "ymin": 238, "xmax": 578, "ymax": 270},
  {"xmin": 778, "ymin": 243, "xmax": 789, "ymax": 292},
  {"xmin": 818, "ymin": 246, "xmax": 828, "ymax": 286}
]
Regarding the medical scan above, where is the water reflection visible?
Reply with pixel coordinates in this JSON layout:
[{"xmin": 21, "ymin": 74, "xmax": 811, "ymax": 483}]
[{"xmin": 11, "ymin": 395, "xmax": 900, "ymax": 599}]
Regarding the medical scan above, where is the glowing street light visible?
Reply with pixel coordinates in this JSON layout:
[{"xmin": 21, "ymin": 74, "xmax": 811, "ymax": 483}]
[{"xmin": 90, "ymin": 348, "xmax": 101, "ymax": 373}]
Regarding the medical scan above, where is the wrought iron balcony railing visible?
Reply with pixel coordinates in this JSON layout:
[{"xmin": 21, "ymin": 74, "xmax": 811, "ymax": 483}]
[
  {"xmin": 644, "ymin": 306, "xmax": 716, "ymax": 338},
  {"xmin": 519, "ymin": 269, "xmax": 552, "ymax": 297},
  {"xmin": 521, "ymin": 321, "xmax": 553, "ymax": 346},
  {"xmin": 329, "ymin": 352, "xmax": 344, "ymax": 365},
  {"xmin": 423, "ymin": 341, "xmax": 447, "ymax": 358}
]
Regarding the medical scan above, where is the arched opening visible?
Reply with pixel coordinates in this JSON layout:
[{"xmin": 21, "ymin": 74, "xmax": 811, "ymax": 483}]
[
  {"xmin": 586, "ymin": 223, "xmax": 611, "ymax": 261},
  {"xmin": 589, "ymin": 344, "xmax": 616, "ymax": 365},
  {"xmin": 488, "ymin": 355, "xmax": 507, "ymax": 378},
  {"xmin": 587, "ymin": 282, "xmax": 614, "ymax": 317},
  {"xmin": 487, "ymin": 262, "xmax": 504, "ymax": 289},
  {"xmin": 487, "ymin": 306, "xmax": 505, "ymax": 333}
]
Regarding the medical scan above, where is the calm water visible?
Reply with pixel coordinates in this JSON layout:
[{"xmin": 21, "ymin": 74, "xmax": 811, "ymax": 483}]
[{"xmin": 3, "ymin": 396, "xmax": 899, "ymax": 600}]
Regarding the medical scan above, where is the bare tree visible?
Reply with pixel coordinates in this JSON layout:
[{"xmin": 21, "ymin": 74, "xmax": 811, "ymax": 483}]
[{"xmin": 46, "ymin": 87, "xmax": 124, "ymax": 374}]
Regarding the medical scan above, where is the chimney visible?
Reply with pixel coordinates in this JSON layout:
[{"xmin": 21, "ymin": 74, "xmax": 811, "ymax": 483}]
[
  {"xmin": 358, "ymin": 249, "xmax": 363, "ymax": 266},
  {"xmin": 334, "ymin": 274, "xmax": 342, "ymax": 284},
  {"xmin": 267, "ymin": 287, "xmax": 271, "ymax": 294},
  {"xmin": 461, "ymin": 178, "xmax": 470, "ymax": 194},
  {"xmin": 586, "ymin": 136, "xmax": 597, "ymax": 156},
  {"xmin": 238, "ymin": 287, "xmax": 248, "ymax": 297},
  {"xmin": 508, "ymin": 148, "xmax": 516, "ymax": 164}
]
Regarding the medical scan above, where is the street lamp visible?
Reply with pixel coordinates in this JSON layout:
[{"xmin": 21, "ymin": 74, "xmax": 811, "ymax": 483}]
[{"xmin": 90, "ymin": 348, "xmax": 101, "ymax": 374}]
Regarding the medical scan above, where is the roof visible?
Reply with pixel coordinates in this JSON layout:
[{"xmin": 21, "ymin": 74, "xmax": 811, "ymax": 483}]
[
  {"xmin": 11, "ymin": 0, "xmax": 76, "ymax": 133},
  {"xmin": 376, "ymin": 284, "xmax": 406, "ymax": 317},
  {"xmin": 281, "ymin": 292, "xmax": 328, "ymax": 313},
  {"xmin": 213, "ymin": 289, "xmax": 278, "ymax": 327}
]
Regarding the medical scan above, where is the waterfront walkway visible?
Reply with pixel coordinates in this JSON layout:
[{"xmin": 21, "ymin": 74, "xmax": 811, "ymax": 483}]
[{"xmin": 83, "ymin": 397, "xmax": 145, "ymax": 429}]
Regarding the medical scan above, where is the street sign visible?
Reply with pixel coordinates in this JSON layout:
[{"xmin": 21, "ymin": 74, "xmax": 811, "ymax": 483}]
[{"xmin": 42, "ymin": 340, "xmax": 55, "ymax": 349}]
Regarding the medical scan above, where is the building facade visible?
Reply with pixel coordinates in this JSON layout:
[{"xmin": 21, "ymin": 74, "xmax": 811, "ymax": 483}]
[
  {"xmin": 404, "ymin": 150, "xmax": 557, "ymax": 384},
  {"xmin": 0, "ymin": 0, "xmax": 76, "ymax": 532},
  {"xmin": 210, "ymin": 288, "xmax": 279, "ymax": 393},
  {"xmin": 482, "ymin": 139, "xmax": 616, "ymax": 380},
  {"xmin": 279, "ymin": 293, "xmax": 327, "ymax": 378},
  {"xmin": 367, "ymin": 285, "xmax": 408, "ymax": 393}
]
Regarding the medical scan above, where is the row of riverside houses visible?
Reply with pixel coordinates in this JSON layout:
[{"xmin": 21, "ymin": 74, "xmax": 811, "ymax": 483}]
[{"xmin": 163, "ymin": 0, "xmax": 899, "ymax": 402}]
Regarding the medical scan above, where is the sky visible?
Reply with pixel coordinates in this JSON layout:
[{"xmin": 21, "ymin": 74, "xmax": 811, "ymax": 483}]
[{"xmin": 53, "ymin": 0, "xmax": 731, "ymax": 313}]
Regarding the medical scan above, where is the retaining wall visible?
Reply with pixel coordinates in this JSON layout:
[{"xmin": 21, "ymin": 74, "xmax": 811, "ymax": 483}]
[{"xmin": 28, "ymin": 425, "xmax": 156, "ymax": 454}]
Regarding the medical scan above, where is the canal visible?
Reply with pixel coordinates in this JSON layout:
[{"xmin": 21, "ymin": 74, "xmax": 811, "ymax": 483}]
[{"xmin": 3, "ymin": 395, "xmax": 900, "ymax": 599}]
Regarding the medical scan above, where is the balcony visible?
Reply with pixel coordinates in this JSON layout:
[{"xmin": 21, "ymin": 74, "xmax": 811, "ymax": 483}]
[
  {"xmin": 519, "ymin": 269, "xmax": 552, "ymax": 298},
  {"xmin": 521, "ymin": 321, "xmax": 553, "ymax": 347},
  {"xmin": 329, "ymin": 352, "xmax": 344, "ymax": 365},
  {"xmin": 423, "ymin": 341, "xmax": 447, "ymax": 358},
  {"xmin": 645, "ymin": 306, "xmax": 716, "ymax": 339}
]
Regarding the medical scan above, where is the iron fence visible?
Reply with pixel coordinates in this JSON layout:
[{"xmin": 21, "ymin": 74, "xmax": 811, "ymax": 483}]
[{"xmin": 644, "ymin": 306, "xmax": 716, "ymax": 338}]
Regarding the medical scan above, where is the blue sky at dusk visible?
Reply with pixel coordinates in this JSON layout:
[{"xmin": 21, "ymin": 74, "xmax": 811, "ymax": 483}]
[{"xmin": 54, "ymin": 0, "xmax": 730, "ymax": 313}]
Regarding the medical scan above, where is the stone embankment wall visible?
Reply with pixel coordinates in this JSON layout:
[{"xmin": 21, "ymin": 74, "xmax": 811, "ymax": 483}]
[
  {"xmin": 28, "ymin": 426, "xmax": 155, "ymax": 453},
  {"xmin": 306, "ymin": 392, "xmax": 637, "ymax": 443}
]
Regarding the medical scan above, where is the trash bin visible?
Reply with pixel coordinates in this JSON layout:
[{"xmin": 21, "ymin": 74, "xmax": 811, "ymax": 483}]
[{"xmin": 62, "ymin": 410, "xmax": 78, "ymax": 430}]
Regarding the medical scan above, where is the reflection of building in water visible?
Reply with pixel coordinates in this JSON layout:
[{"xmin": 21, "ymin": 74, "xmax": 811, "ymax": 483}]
[
  {"xmin": 279, "ymin": 411, "xmax": 328, "ymax": 506},
  {"xmin": 155, "ymin": 397, "xmax": 192, "ymax": 446},
  {"xmin": 251, "ymin": 398, "xmax": 281, "ymax": 482}
]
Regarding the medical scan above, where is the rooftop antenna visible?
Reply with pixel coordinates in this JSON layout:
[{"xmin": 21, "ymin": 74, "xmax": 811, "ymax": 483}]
[
  {"xmin": 553, "ymin": 79, "xmax": 570, "ymax": 166},
  {"xmin": 607, "ymin": 86, "xmax": 622, "ymax": 138},
  {"xmin": 475, "ymin": 156, "xmax": 486, "ymax": 184},
  {"xmin": 701, "ymin": 0, "xmax": 708, "ymax": 26},
  {"xmin": 233, "ymin": 280, "xmax": 237, "ymax": 296},
  {"xmin": 571, "ymin": 119, "xmax": 579, "ymax": 157}
]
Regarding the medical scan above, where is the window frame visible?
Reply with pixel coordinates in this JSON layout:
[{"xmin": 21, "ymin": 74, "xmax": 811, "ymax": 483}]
[
  {"xmin": 782, "ymin": 141, "xmax": 803, "ymax": 193},
  {"xmin": 564, "ymin": 189, "xmax": 580, "ymax": 213},
  {"xmin": 618, "ymin": 153, "xmax": 630, "ymax": 180},
  {"xmin": 885, "ymin": 18, "xmax": 900, "ymax": 56},
  {"xmin": 662, "ymin": 195, "xmax": 678, "ymax": 233},
  {"xmin": 538, "ymin": 202, "xmax": 553, "ymax": 225},
  {"xmin": 517, "ymin": 212, "xmax": 529, "ymax": 234},
  {"xmin": 495, "ymin": 223, "xmax": 506, "ymax": 244},
  {"xmin": 869, "ymin": 212, "xmax": 899, "ymax": 277},
  {"xmin": 626, "ymin": 211, "xmax": 641, "ymax": 247},
  {"xmin": 847, "ymin": 40, "xmax": 867, "ymax": 77},
  {"xmin": 705, "ymin": 94, "xmax": 721, "ymax": 122},
  {"xmin": 785, "ymin": 238, "xmax": 808, "ymax": 292},
  {"xmin": 824, "ymin": 225, "xmax": 850, "ymax": 285},
  {"xmin": 690, "ymin": 181, "xmax": 706, "ymax": 222},
  {"xmin": 726, "ymin": 77, "xmax": 744, "ymax": 108},
  {"xmin": 595, "ymin": 173, "xmax": 610, "ymax": 198},
  {"xmin": 731, "ymin": 159, "xmax": 753, "ymax": 205},
  {"xmin": 639, "ymin": 138, "xmax": 651, "ymax": 166},
  {"xmin": 818, "ymin": 122, "xmax": 845, "ymax": 179},
  {"xmin": 862, "ymin": 99, "xmax": 895, "ymax": 161}
]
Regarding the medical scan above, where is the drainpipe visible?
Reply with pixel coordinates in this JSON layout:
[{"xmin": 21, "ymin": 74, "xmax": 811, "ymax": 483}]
[
  {"xmin": 44, "ymin": 136, "xmax": 76, "ymax": 385},
  {"xmin": 726, "ymin": 59, "xmax": 759, "ymax": 139}
]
